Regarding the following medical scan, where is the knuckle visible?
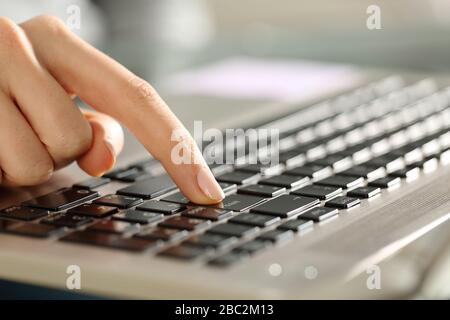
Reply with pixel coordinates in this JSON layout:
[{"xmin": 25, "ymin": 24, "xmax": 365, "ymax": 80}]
[
  {"xmin": 30, "ymin": 14, "xmax": 69, "ymax": 38},
  {"xmin": 0, "ymin": 17, "xmax": 25, "ymax": 47},
  {"xmin": 125, "ymin": 76, "xmax": 160, "ymax": 108},
  {"xmin": 5, "ymin": 158, "xmax": 53, "ymax": 186},
  {"xmin": 54, "ymin": 129, "xmax": 92, "ymax": 160}
]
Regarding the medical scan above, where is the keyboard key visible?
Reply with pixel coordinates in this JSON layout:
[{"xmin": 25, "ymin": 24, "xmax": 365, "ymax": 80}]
[
  {"xmin": 61, "ymin": 231, "xmax": 157, "ymax": 252},
  {"xmin": 229, "ymin": 213, "xmax": 280, "ymax": 227},
  {"xmin": 219, "ymin": 182, "xmax": 238, "ymax": 193},
  {"xmin": 41, "ymin": 214, "xmax": 94, "ymax": 228},
  {"xmin": 389, "ymin": 166, "xmax": 420, "ymax": 179},
  {"xmin": 366, "ymin": 154, "xmax": 405, "ymax": 172},
  {"xmin": 113, "ymin": 210, "xmax": 163, "ymax": 224},
  {"xmin": 182, "ymin": 207, "xmax": 232, "ymax": 221},
  {"xmin": 216, "ymin": 171, "xmax": 259, "ymax": 185},
  {"xmin": 258, "ymin": 229, "xmax": 294, "ymax": 243},
  {"xmin": 73, "ymin": 177, "xmax": 111, "ymax": 190},
  {"xmin": 0, "ymin": 206, "xmax": 48, "ymax": 221},
  {"xmin": 207, "ymin": 223, "xmax": 259, "ymax": 238},
  {"xmin": 233, "ymin": 240, "xmax": 269, "ymax": 255},
  {"xmin": 369, "ymin": 176, "xmax": 401, "ymax": 188},
  {"xmin": 208, "ymin": 252, "xmax": 248, "ymax": 267},
  {"xmin": 279, "ymin": 149, "xmax": 306, "ymax": 168},
  {"xmin": 340, "ymin": 165, "xmax": 386, "ymax": 180},
  {"xmin": 67, "ymin": 203, "xmax": 118, "ymax": 218},
  {"xmin": 285, "ymin": 164, "xmax": 332, "ymax": 179},
  {"xmin": 94, "ymin": 194, "xmax": 143, "ymax": 209},
  {"xmin": 160, "ymin": 192, "xmax": 190, "ymax": 205},
  {"xmin": 22, "ymin": 188, "xmax": 99, "ymax": 211},
  {"xmin": 137, "ymin": 201, "xmax": 185, "ymax": 215},
  {"xmin": 236, "ymin": 163, "xmax": 284, "ymax": 176},
  {"xmin": 3, "ymin": 223, "xmax": 63, "ymax": 238},
  {"xmin": 212, "ymin": 194, "xmax": 266, "ymax": 212},
  {"xmin": 347, "ymin": 186, "xmax": 381, "ymax": 198},
  {"xmin": 158, "ymin": 245, "xmax": 208, "ymax": 260},
  {"xmin": 291, "ymin": 185, "xmax": 342, "ymax": 200},
  {"xmin": 137, "ymin": 227, "xmax": 188, "ymax": 241},
  {"xmin": 250, "ymin": 195, "xmax": 320, "ymax": 218},
  {"xmin": 278, "ymin": 219, "xmax": 313, "ymax": 232},
  {"xmin": 315, "ymin": 175, "xmax": 364, "ymax": 189},
  {"xmin": 313, "ymin": 154, "xmax": 352, "ymax": 171},
  {"xmin": 116, "ymin": 175, "xmax": 176, "ymax": 199},
  {"xmin": 0, "ymin": 219, "xmax": 20, "ymax": 230},
  {"xmin": 238, "ymin": 184, "xmax": 286, "ymax": 197},
  {"xmin": 185, "ymin": 234, "xmax": 238, "ymax": 249},
  {"xmin": 159, "ymin": 216, "xmax": 211, "ymax": 231},
  {"xmin": 87, "ymin": 220, "xmax": 138, "ymax": 234},
  {"xmin": 259, "ymin": 174, "xmax": 309, "ymax": 189},
  {"xmin": 325, "ymin": 196, "xmax": 361, "ymax": 209},
  {"xmin": 299, "ymin": 207, "xmax": 338, "ymax": 222},
  {"xmin": 112, "ymin": 169, "xmax": 152, "ymax": 183}
]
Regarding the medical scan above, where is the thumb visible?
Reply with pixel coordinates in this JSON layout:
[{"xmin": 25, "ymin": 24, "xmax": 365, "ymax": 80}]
[{"xmin": 77, "ymin": 109, "xmax": 124, "ymax": 176}]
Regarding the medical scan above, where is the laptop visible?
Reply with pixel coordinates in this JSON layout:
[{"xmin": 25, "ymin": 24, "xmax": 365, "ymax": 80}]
[{"xmin": 1, "ymin": 64, "xmax": 450, "ymax": 299}]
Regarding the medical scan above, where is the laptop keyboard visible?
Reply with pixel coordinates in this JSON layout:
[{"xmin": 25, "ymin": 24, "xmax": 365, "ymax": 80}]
[{"xmin": 1, "ymin": 76, "xmax": 450, "ymax": 267}]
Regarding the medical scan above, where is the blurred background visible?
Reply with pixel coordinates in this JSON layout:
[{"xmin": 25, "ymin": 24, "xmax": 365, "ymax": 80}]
[{"xmin": 3, "ymin": 0, "xmax": 450, "ymax": 81}]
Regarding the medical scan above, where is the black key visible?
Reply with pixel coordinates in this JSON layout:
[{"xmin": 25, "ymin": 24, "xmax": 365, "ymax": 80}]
[
  {"xmin": 285, "ymin": 164, "xmax": 332, "ymax": 179},
  {"xmin": 340, "ymin": 165, "xmax": 386, "ymax": 180},
  {"xmin": 113, "ymin": 210, "xmax": 163, "ymax": 224},
  {"xmin": 61, "ymin": 231, "xmax": 157, "ymax": 252},
  {"xmin": 116, "ymin": 175, "xmax": 176, "ymax": 199},
  {"xmin": 299, "ymin": 207, "xmax": 338, "ymax": 222},
  {"xmin": 258, "ymin": 229, "xmax": 294, "ymax": 243},
  {"xmin": 3, "ymin": 223, "xmax": 62, "ymax": 238},
  {"xmin": 208, "ymin": 252, "xmax": 248, "ymax": 267},
  {"xmin": 160, "ymin": 192, "xmax": 190, "ymax": 205},
  {"xmin": 73, "ymin": 177, "xmax": 111, "ymax": 190},
  {"xmin": 137, "ymin": 201, "xmax": 184, "ymax": 215},
  {"xmin": 315, "ymin": 175, "xmax": 364, "ymax": 189},
  {"xmin": 219, "ymin": 182, "xmax": 238, "ymax": 193},
  {"xmin": 216, "ymin": 171, "xmax": 259, "ymax": 185},
  {"xmin": 325, "ymin": 196, "xmax": 360, "ymax": 209},
  {"xmin": 366, "ymin": 154, "xmax": 405, "ymax": 172},
  {"xmin": 389, "ymin": 166, "xmax": 420, "ymax": 179},
  {"xmin": 182, "ymin": 207, "xmax": 232, "ymax": 221},
  {"xmin": 411, "ymin": 157, "xmax": 438, "ymax": 172},
  {"xmin": 209, "ymin": 163, "xmax": 233, "ymax": 176},
  {"xmin": 236, "ymin": 163, "xmax": 283, "ymax": 176},
  {"xmin": 159, "ymin": 216, "xmax": 211, "ymax": 231},
  {"xmin": 0, "ymin": 206, "xmax": 48, "ymax": 221},
  {"xmin": 112, "ymin": 168, "xmax": 152, "ymax": 183},
  {"xmin": 230, "ymin": 213, "xmax": 280, "ymax": 227},
  {"xmin": 279, "ymin": 149, "xmax": 306, "ymax": 168},
  {"xmin": 250, "ymin": 195, "xmax": 319, "ymax": 218},
  {"xmin": 136, "ymin": 227, "xmax": 188, "ymax": 241},
  {"xmin": 67, "ymin": 203, "xmax": 118, "ymax": 218},
  {"xmin": 259, "ymin": 174, "xmax": 309, "ymax": 189},
  {"xmin": 207, "ymin": 223, "xmax": 259, "ymax": 238},
  {"xmin": 233, "ymin": 240, "xmax": 269, "ymax": 255},
  {"xmin": 87, "ymin": 220, "xmax": 138, "ymax": 234},
  {"xmin": 42, "ymin": 214, "xmax": 93, "ymax": 228},
  {"xmin": 291, "ymin": 185, "xmax": 342, "ymax": 200},
  {"xmin": 238, "ymin": 184, "xmax": 286, "ymax": 197},
  {"xmin": 278, "ymin": 219, "xmax": 313, "ymax": 232},
  {"xmin": 347, "ymin": 186, "xmax": 381, "ymax": 198},
  {"xmin": 22, "ymin": 188, "xmax": 99, "ymax": 211},
  {"xmin": 313, "ymin": 154, "xmax": 352, "ymax": 170},
  {"xmin": 212, "ymin": 194, "xmax": 266, "ymax": 212},
  {"xmin": 94, "ymin": 194, "xmax": 143, "ymax": 209},
  {"xmin": 369, "ymin": 176, "xmax": 401, "ymax": 188},
  {"xmin": 185, "ymin": 234, "xmax": 237, "ymax": 249},
  {"xmin": 159, "ymin": 245, "xmax": 209, "ymax": 260}
]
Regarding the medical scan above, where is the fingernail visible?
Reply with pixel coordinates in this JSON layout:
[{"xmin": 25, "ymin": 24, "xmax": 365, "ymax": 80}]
[{"xmin": 196, "ymin": 166, "xmax": 225, "ymax": 202}]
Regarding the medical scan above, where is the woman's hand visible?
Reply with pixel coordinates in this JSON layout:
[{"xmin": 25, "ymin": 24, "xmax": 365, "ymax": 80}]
[{"xmin": 0, "ymin": 15, "xmax": 224, "ymax": 204}]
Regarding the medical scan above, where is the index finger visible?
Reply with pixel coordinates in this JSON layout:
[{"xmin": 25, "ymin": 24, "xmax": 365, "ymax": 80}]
[{"xmin": 20, "ymin": 15, "xmax": 224, "ymax": 204}]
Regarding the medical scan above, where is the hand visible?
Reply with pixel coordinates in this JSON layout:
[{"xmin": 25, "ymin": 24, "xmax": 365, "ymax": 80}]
[{"xmin": 0, "ymin": 15, "xmax": 224, "ymax": 204}]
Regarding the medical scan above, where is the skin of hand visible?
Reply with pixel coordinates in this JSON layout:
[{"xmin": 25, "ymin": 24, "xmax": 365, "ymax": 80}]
[{"xmin": 0, "ymin": 15, "xmax": 225, "ymax": 204}]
